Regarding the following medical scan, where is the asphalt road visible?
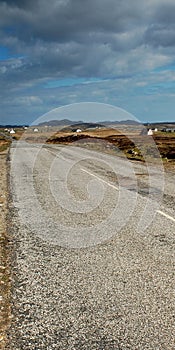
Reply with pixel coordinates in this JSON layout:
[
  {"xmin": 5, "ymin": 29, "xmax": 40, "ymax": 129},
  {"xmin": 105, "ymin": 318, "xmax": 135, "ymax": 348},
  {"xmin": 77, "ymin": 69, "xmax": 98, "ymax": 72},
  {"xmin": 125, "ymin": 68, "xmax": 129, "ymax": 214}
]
[{"xmin": 7, "ymin": 141, "xmax": 175, "ymax": 349}]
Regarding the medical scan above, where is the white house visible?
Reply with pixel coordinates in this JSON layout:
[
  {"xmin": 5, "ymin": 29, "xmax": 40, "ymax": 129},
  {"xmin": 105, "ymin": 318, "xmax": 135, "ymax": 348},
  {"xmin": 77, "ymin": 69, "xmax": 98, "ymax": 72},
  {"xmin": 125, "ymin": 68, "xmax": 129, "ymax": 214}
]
[
  {"xmin": 10, "ymin": 129, "xmax": 15, "ymax": 134},
  {"xmin": 147, "ymin": 129, "xmax": 153, "ymax": 136},
  {"xmin": 76, "ymin": 129, "xmax": 82, "ymax": 133},
  {"xmin": 33, "ymin": 128, "xmax": 39, "ymax": 132}
]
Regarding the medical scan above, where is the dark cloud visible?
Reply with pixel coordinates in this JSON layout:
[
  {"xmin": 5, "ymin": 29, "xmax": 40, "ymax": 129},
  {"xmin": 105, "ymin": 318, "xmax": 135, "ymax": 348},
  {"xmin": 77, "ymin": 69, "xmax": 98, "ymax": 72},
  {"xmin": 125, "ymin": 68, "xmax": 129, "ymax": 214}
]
[
  {"xmin": 0, "ymin": 0, "xmax": 143, "ymax": 43},
  {"xmin": 1, "ymin": 1, "xmax": 175, "ymax": 49},
  {"xmin": 154, "ymin": 2, "xmax": 175, "ymax": 24},
  {"xmin": 143, "ymin": 1, "xmax": 175, "ymax": 48},
  {"xmin": 0, "ymin": 0, "xmax": 38, "ymax": 9},
  {"xmin": 0, "ymin": 0, "xmax": 146, "ymax": 84},
  {"xmin": 0, "ymin": 0, "xmax": 175, "ymax": 123},
  {"xmin": 0, "ymin": 0, "xmax": 174, "ymax": 82},
  {"xmin": 145, "ymin": 24, "xmax": 175, "ymax": 48}
]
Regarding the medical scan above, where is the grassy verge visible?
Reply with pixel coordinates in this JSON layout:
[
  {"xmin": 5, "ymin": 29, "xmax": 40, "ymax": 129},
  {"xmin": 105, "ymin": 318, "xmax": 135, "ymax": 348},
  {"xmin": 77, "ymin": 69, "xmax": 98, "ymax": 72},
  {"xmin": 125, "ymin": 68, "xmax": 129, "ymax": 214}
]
[{"xmin": 0, "ymin": 144, "xmax": 10, "ymax": 153}]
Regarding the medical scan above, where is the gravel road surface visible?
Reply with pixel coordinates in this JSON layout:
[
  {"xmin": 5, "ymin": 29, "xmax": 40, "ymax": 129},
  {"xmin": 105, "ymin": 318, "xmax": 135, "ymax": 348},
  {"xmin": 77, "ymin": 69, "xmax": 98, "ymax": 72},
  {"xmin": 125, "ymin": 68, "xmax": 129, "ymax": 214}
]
[{"xmin": 7, "ymin": 141, "xmax": 175, "ymax": 349}]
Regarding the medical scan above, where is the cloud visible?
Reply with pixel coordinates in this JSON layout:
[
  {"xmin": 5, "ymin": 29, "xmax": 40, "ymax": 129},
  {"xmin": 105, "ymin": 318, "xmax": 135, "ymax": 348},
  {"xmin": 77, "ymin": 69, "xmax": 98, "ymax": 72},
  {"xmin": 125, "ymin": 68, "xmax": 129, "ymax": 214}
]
[
  {"xmin": 0, "ymin": 0, "xmax": 175, "ymax": 123},
  {"xmin": 13, "ymin": 95, "xmax": 43, "ymax": 106},
  {"xmin": 0, "ymin": 0, "xmax": 174, "ymax": 80}
]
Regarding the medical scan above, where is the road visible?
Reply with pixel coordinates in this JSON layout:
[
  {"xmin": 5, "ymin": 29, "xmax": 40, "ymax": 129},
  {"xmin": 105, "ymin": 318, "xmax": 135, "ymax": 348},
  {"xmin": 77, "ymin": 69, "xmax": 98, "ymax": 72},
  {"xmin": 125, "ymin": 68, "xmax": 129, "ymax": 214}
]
[{"xmin": 8, "ymin": 141, "xmax": 175, "ymax": 349}]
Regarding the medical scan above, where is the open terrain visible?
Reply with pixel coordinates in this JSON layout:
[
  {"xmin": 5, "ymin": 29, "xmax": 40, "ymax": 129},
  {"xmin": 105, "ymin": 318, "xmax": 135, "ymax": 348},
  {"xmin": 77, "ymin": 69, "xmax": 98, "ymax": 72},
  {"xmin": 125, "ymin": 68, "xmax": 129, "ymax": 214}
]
[{"xmin": 10, "ymin": 123, "xmax": 175, "ymax": 163}]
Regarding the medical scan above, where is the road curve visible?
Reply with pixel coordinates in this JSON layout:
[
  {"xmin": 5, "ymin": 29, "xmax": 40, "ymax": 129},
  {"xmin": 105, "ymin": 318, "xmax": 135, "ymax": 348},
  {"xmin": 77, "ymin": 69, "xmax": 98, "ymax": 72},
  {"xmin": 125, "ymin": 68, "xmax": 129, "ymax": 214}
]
[{"xmin": 7, "ymin": 141, "xmax": 175, "ymax": 349}]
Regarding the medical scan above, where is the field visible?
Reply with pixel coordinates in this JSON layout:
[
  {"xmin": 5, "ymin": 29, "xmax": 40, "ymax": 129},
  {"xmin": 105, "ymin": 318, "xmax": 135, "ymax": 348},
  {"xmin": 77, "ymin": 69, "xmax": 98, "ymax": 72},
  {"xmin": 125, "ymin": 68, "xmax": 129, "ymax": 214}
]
[
  {"xmin": 12, "ymin": 125, "xmax": 174, "ymax": 164},
  {"xmin": 1, "ymin": 124, "xmax": 175, "ymax": 166}
]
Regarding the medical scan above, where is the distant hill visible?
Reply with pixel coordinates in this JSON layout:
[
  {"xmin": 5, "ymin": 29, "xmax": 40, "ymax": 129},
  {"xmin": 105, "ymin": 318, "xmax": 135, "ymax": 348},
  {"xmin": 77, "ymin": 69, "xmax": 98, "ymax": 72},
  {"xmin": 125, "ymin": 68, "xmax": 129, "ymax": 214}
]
[
  {"xmin": 101, "ymin": 120, "xmax": 141, "ymax": 125},
  {"xmin": 1, "ymin": 120, "xmax": 174, "ymax": 129},
  {"xmin": 38, "ymin": 119, "xmax": 83, "ymax": 126},
  {"xmin": 62, "ymin": 122, "xmax": 104, "ymax": 132},
  {"xmin": 37, "ymin": 119, "xmax": 141, "ymax": 127}
]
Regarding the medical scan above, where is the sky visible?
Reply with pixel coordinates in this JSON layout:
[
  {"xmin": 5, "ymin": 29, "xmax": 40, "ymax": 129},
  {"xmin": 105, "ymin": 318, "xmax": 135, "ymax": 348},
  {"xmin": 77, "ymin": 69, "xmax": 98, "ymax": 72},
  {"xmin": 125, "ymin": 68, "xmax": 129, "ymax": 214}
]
[{"xmin": 0, "ymin": 0, "xmax": 175, "ymax": 125}]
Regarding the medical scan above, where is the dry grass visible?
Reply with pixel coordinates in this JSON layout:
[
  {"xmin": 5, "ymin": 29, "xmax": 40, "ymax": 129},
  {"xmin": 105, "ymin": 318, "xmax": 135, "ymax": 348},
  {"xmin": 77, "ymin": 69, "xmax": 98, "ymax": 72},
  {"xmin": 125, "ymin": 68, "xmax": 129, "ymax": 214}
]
[
  {"xmin": 0, "ymin": 136, "xmax": 11, "ymax": 153},
  {"xmin": 47, "ymin": 128, "xmax": 175, "ymax": 163},
  {"xmin": 153, "ymin": 132, "xmax": 175, "ymax": 160}
]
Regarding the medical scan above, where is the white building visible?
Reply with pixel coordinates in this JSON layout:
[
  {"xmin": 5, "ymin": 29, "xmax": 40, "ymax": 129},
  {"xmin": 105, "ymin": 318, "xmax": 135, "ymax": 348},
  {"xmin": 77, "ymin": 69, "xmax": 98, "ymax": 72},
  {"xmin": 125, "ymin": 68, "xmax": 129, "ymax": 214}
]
[
  {"xmin": 33, "ymin": 128, "xmax": 39, "ymax": 132},
  {"xmin": 10, "ymin": 129, "xmax": 15, "ymax": 134},
  {"xmin": 76, "ymin": 129, "xmax": 82, "ymax": 133},
  {"xmin": 147, "ymin": 129, "xmax": 153, "ymax": 136}
]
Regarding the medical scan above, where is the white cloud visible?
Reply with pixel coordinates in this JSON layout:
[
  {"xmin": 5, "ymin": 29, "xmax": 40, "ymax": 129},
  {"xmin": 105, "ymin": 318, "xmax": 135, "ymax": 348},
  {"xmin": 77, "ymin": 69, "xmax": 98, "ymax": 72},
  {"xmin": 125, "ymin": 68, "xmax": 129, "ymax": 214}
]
[{"xmin": 13, "ymin": 95, "xmax": 43, "ymax": 106}]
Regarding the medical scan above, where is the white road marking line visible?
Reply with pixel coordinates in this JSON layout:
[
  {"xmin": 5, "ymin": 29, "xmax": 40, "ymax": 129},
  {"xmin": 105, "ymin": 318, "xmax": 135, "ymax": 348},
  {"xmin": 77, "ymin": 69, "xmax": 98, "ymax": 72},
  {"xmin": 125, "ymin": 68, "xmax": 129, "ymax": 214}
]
[
  {"xmin": 81, "ymin": 168, "xmax": 118, "ymax": 190},
  {"xmin": 82, "ymin": 169, "xmax": 175, "ymax": 223},
  {"xmin": 43, "ymin": 148, "xmax": 68, "ymax": 161},
  {"xmin": 44, "ymin": 149, "xmax": 58, "ymax": 157},
  {"xmin": 157, "ymin": 210, "xmax": 175, "ymax": 223}
]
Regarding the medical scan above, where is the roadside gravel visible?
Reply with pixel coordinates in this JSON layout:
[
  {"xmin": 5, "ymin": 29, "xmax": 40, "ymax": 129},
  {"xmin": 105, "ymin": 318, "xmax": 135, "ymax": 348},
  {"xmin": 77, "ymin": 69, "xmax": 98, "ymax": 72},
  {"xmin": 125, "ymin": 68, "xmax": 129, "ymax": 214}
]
[{"xmin": 0, "ymin": 150, "xmax": 11, "ymax": 349}]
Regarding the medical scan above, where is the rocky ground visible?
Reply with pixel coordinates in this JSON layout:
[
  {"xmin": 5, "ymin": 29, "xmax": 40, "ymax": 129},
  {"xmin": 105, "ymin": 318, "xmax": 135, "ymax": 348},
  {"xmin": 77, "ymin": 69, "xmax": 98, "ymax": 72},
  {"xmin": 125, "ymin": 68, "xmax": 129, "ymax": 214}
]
[{"xmin": 0, "ymin": 149, "xmax": 11, "ymax": 349}]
